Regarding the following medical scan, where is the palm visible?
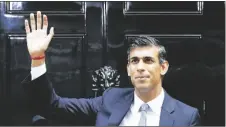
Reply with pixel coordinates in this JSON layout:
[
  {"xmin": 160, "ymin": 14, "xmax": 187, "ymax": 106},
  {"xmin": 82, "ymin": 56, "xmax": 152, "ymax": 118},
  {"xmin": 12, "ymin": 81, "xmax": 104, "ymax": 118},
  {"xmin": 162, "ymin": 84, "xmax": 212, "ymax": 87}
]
[
  {"xmin": 27, "ymin": 30, "xmax": 47, "ymax": 55},
  {"xmin": 25, "ymin": 11, "xmax": 54, "ymax": 57}
]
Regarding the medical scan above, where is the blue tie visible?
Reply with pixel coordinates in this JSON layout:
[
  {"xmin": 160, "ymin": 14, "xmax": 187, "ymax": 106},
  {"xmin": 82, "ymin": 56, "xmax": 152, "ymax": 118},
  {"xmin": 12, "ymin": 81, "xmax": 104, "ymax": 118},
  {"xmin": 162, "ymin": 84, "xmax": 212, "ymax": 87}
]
[{"xmin": 138, "ymin": 104, "xmax": 150, "ymax": 126}]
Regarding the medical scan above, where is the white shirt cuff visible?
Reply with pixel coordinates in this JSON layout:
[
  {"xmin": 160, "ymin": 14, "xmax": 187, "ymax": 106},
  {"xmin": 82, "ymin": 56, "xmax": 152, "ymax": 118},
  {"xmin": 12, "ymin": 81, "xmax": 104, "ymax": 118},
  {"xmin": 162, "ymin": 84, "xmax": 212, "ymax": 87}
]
[{"xmin": 31, "ymin": 62, "xmax": 47, "ymax": 80}]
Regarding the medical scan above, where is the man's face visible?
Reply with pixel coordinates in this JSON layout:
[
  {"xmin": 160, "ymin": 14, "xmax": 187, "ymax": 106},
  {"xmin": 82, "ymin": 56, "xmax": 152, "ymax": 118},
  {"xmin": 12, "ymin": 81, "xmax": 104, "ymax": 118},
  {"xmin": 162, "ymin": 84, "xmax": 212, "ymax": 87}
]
[{"xmin": 127, "ymin": 46, "xmax": 169, "ymax": 92}]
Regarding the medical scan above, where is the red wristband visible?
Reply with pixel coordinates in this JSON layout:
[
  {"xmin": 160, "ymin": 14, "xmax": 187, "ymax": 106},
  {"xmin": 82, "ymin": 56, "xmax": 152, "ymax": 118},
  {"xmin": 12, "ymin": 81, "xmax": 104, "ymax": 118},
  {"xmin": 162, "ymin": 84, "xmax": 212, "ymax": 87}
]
[{"xmin": 31, "ymin": 55, "xmax": 45, "ymax": 60}]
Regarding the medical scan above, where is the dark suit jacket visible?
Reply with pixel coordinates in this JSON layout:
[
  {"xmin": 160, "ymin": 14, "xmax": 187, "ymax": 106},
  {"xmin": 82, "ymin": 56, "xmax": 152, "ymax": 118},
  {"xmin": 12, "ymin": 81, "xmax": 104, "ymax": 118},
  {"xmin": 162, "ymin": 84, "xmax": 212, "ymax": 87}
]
[{"xmin": 22, "ymin": 73, "xmax": 201, "ymax": 126}]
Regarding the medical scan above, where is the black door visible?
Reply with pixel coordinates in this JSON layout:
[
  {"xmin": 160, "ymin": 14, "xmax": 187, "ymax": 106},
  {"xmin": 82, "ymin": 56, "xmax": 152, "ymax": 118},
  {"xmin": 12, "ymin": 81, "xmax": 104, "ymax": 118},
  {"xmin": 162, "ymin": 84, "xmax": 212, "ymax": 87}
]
[{"xmin": 0, "ymin": 1, "xmax": 224, "ymax": 126}]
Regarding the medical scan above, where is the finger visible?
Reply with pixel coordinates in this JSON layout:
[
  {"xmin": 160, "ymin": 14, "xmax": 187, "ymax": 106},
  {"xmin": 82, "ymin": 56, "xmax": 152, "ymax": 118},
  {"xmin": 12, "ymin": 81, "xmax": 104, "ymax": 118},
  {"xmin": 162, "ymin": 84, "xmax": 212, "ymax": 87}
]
[
  {"xmin": 30, "ymin": 13, "xmax": 36, "ymax": 31},
  {"xmin": 24, "ymin": 19, "xmax": 30, "ymax": 34},
  {"xmin": 42, "ymin": 14, "xmax": 48, "ymax": 33},
  {"xmin": 44, "ymin": 27, "xmax": 54, "ymax": 50},
  {"xmin": 36, "ymin": 11, "xmax": 42, "ymax": 30}
]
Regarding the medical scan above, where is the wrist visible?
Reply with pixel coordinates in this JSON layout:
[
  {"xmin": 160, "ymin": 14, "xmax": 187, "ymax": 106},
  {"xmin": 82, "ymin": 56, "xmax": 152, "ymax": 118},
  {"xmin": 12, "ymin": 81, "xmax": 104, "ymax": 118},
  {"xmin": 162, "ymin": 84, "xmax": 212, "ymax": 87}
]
[
  {"xmin": 31, "ymin": 59, "xmax": 45, "ymax": 67},
  {"xmin": 31, "ymin": 54, "xmax": 45, "ymax": 60}
]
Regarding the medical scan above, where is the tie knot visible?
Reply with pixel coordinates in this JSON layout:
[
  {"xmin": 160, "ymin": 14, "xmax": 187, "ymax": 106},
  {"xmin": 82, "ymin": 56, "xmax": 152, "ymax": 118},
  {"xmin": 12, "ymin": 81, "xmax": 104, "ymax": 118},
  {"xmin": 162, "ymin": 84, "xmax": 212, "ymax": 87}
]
[{"xmin": 139, "ymin": 103, "xmax": 150, "ymax": 112}]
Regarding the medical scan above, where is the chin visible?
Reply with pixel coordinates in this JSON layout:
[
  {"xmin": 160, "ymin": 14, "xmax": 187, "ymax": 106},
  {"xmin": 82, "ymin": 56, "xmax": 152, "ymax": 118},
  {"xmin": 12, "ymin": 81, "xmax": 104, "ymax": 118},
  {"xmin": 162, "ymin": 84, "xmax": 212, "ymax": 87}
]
[
  {"xmin": 137, "ymin": 88, "xmax": 150, "ymax": 93},
  {"xmin": 135, "ymin": 85, "xmax": 152, "ymax": 93}
]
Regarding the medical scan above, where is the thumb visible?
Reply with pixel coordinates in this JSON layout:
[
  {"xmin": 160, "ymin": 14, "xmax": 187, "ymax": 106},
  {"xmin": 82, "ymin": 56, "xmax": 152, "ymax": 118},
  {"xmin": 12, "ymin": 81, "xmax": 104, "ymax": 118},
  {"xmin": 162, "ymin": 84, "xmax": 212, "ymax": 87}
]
[{"xmin": 44, "ymin": 27, "xmax": 54, "ymax": 50}]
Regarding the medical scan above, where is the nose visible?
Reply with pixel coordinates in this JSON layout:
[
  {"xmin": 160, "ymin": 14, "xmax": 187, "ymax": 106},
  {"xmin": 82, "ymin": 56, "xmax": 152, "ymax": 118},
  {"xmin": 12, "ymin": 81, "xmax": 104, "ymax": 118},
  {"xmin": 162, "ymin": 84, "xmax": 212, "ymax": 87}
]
[{"xmin": 137, "ymin": 61, "xmax": 145, "ymax": 72}]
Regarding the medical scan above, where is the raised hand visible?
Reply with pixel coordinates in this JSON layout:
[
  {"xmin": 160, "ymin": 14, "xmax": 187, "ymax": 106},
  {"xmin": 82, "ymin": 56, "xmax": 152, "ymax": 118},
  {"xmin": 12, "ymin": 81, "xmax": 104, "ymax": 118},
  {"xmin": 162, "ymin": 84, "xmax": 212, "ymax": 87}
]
[{"xmin": 25, "ymin": 11, "xmax": 54, "ymax": 59}]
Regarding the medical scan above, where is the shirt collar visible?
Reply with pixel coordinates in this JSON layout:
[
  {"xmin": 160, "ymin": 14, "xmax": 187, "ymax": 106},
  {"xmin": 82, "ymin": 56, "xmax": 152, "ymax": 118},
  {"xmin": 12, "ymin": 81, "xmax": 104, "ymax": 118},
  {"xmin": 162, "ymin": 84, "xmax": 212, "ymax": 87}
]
[{"xmin": 132, "ymin": 88, "xmax": 165, "ymax": 115}]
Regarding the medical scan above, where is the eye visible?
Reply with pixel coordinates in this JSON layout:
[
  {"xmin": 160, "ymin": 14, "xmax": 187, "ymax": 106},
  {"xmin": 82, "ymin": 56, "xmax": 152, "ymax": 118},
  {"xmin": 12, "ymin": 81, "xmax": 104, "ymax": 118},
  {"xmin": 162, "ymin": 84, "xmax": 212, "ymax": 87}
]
[
  {"xmin": 130, "ymin": 58, "xmax": 139, "ymax": 64},
  {"xmin": 143, "ymin": 57, "xmax": 154, "ymax": 64}
]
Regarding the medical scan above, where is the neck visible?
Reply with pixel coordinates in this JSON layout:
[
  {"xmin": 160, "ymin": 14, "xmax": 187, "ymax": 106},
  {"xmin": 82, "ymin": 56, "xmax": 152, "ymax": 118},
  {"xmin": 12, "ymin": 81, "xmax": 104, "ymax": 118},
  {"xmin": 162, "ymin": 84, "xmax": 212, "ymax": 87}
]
[{"xmin": 135, "ymin": 85, "xmax": 162, "ymax": 103}]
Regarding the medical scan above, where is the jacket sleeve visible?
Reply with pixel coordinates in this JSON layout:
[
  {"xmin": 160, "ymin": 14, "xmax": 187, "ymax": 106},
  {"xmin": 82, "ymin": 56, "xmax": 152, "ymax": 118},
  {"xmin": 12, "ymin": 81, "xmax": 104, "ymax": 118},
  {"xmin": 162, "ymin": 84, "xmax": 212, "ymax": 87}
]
[{"xmin": 21, "ymin": 73, "xmax": 103, "ymax": 120}]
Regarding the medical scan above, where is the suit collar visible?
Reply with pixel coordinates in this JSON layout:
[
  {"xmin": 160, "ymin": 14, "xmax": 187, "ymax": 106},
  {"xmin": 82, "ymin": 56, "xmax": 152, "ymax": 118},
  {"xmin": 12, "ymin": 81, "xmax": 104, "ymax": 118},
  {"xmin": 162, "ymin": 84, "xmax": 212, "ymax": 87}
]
[
  {"xmin": 159, "ymin": 89, "xmax": 176, "ymax": 126},
  {"xmin": 107, "ymin": 88, "xmax": 176, "ymax": 126},
  {"xmin": 108, "ymin": 89, "xmax": 134, "ymax": 126},
  {"xmin": 161, "ymin": 89, "xmax": 176, "ymax": 113}
]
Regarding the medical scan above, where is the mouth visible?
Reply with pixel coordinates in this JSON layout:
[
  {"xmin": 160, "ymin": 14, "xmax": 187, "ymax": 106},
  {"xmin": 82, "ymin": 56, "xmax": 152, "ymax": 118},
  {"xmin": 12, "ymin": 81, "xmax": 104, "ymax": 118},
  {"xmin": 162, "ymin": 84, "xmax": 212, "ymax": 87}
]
[{"xmin": 135, "ymin": 75, "xmax": 150, "ymax": 79}]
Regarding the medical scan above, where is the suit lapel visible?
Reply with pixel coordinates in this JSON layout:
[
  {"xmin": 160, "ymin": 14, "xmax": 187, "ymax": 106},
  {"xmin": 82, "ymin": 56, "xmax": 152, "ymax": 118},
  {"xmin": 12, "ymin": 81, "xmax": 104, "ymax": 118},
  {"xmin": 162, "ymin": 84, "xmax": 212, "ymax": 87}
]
[
  {"xmin": 159, "ymin": 90, "xmax": 175, "ymax": 126},
  {"xmin": 108, "ymin": 90, "xmax": 134, "ymax": 126},
  {"xmin": 160, "ymin": 109, "xmax": 175, "ymax": 126}
]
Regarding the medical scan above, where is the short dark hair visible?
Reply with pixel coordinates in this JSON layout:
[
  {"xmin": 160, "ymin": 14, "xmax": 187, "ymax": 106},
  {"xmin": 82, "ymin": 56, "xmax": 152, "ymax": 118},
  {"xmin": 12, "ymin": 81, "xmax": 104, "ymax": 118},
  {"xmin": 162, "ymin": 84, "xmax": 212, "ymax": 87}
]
[{"xmin": 127, "ymin": 36, "xmax": 167, "ymax": 64}]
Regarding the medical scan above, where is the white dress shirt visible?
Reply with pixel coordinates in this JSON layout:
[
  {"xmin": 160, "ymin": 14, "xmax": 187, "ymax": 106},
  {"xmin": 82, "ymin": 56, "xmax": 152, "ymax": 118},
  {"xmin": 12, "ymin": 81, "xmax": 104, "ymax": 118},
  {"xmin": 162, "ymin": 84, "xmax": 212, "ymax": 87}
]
[
  {"xmin": 31, "ymin": 63, "xmax": 165, "ymax": 126},
  {"xmin": 119, "ymin": 88, "xmax": 165, "ymax": 126}
]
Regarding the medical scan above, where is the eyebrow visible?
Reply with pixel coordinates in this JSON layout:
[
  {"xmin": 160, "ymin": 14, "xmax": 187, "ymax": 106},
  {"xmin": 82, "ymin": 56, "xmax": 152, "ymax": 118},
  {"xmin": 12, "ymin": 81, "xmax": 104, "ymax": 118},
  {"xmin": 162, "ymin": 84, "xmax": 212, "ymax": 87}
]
[{"xmin": 129, "ymin": 56, "xmax": 155, "ymax": 60}]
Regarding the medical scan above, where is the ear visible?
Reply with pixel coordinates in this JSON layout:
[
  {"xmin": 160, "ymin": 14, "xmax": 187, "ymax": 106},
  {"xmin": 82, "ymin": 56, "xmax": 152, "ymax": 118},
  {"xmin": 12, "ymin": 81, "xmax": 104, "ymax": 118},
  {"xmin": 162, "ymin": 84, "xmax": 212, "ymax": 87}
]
[
  {"xmin": 160, "ymin": 60, "xmax": 169, "ymax": 76},
  {"xmin": 127, "ymin": 64, "xmax": 131, "ymax": 76}
]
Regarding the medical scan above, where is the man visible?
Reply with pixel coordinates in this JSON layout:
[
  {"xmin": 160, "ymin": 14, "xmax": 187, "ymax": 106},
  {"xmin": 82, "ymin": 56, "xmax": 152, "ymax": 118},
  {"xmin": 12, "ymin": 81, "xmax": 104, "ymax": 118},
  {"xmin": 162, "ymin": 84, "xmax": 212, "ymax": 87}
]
[{"xmin": 22, "ymin": 11, "xmax": 201, "ymax": 126}]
